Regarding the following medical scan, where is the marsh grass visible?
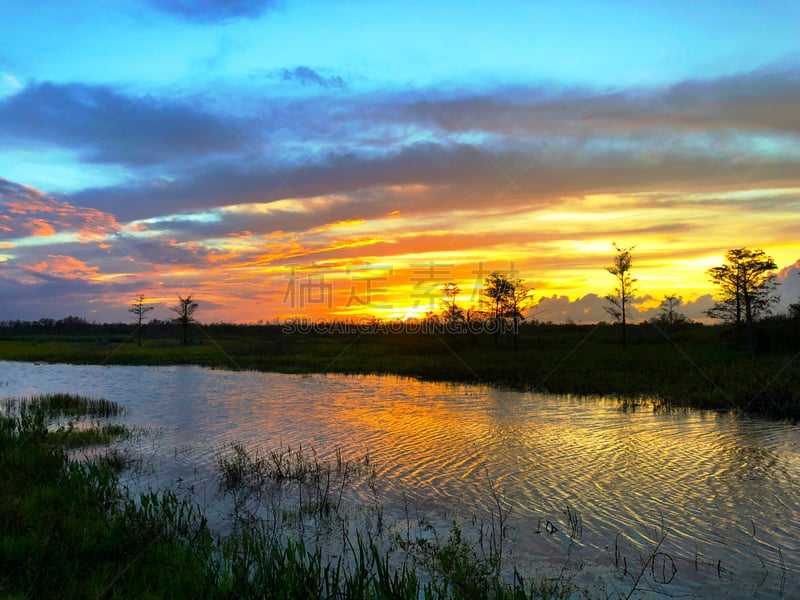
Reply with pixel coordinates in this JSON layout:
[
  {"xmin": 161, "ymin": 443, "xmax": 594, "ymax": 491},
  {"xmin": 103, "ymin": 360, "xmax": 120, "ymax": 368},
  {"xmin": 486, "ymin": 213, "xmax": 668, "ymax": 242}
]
[
  {"xmin": 49, "ymin": 422, "xmax": 131, "ymax": 448},
  {"xmin": 2, "ymin": 393, "xmax": 130, "ymax": 452},
  {"xmin": 0, "ymin": 397, "xmax": 576, "ymax": 599},
  {"xmin": 217, "ymin": 442, "xmax": 374, "ymax": 538},
  {"xmin": 212, "ymin": 442, "xmax": 585, "ymax": 599},
  {"xmin": 4, "ymin": 393, "xmax": 773, "ymax": 599},
  {"xmin": 16, "ymin": 392, "xmax": 126, "ymax": 419}
]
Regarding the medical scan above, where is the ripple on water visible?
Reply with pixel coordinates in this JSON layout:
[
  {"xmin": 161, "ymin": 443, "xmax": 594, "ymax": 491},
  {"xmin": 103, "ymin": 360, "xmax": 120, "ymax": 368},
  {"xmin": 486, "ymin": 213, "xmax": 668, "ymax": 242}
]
[{"xmin": 2, "ymin": 361, "xmax": 799, "ymax": 598}]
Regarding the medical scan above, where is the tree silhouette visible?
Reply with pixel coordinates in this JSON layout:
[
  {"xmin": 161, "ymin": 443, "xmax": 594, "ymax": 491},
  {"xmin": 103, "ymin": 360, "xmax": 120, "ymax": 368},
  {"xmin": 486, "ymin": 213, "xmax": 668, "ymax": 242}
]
[
  {"xmin": 483, "ymin": 272, "xmax": 533, "ymax": 345},
  {"xmin": 171, "ymin": 294, "xmax": 199, "ymax": 346},
  {"xmin": 605, "ymin": 244, "xmax": 636, "ymax": 349},
  {"xmin": 651, "ymin": 294, "xmax": 689, "ymax": 330},
  {"xmin": 440, "ymin": 282, "xmax": 464, "ymax": 326},
  {"xmin": 128, "ymin": 294, "xmax": 155, "ymax": 346},
  {"xmin": 483, "ymin": 272, "xmax": 514, "ymax": 324},
  {"xmin": 790, "ymin": 297, "xmax": 800, "ymax": 319},
  {"xmin": 705, "ymin": 248, "xmax": 778, "ymax": 354}
]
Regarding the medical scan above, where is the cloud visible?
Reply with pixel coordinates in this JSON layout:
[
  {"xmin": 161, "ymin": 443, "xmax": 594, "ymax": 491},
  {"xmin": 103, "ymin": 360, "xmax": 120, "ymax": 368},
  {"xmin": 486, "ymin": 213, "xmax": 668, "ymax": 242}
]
[
  {"xmin": 147, "ymin": 0, "xmax": 278, "ymax": 23},
  {"xmin": 0, "ymin": 82, "xmax": 246, "ymax": 166},
  {"xmin": 23, "ymin": 255, "xmax": 99, "ymax": 279},
  {"xmin": 534, "ymin": 293, "xmax": 716, "ymax": 324},
  {"xmin": 385, "ymin": 62, "xmax": 800, "ymax": 138},
  {"xmin": 113, "ymin": 235, "xmax": 215, "ymax": 268},
  {"xmin": 70, "ymin": 131, "xmax": 800, "ymax": 228},
  {"xmin": 775, "ymin": 260, "xmax": 800, "ymax": 312},
  {"xmin": 0, "ymin": 178, "xmax": 121, "ymax": 241},
  {"xmin": 0, "ymin": 256, "xmax": 143, "ymax": 321},
  {"xmin": 9, "ymin": 62, "xmax": 800, "ymax": 224},
  {"xmin": 4, "ymin": 60, "xmax": 800, "ymax": 322},
  {"xmin": 278, "ymin": 67, "xmax": 345, "ymax": 89}
]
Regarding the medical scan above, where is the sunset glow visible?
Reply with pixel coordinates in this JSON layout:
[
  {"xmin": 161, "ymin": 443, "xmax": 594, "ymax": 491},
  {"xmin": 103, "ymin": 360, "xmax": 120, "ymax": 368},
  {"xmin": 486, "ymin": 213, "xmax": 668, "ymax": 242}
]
[{"xmin": 1, "ymin": 1, "xmax": 799, "ymax": 323}]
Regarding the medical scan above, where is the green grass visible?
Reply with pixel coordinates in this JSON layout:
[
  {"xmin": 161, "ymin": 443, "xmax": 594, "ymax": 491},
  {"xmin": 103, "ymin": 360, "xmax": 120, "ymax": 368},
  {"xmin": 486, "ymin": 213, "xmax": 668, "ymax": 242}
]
[
  {"xmin": 1, "ymin": 318, "xmax": 799, "ymax": 418},
  {"xmin": 10, "ymin": 392, "xmax": 126, "ymax": 419},
  {"xmin": 0, "ymin": 394, "xmax": 574, "ymax": 599}
]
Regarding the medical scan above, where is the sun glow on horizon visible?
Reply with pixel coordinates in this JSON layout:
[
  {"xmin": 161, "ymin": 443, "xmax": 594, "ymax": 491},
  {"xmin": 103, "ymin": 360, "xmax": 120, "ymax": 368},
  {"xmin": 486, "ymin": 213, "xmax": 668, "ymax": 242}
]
[{"xmin": 0, "ymin": 3, "xmax": 798, "ymax": 322}]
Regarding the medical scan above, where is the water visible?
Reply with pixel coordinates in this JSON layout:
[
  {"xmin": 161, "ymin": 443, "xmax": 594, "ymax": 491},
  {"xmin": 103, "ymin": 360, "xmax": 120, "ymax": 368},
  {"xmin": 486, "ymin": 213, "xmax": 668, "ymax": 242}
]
[{"xmin": 2, "ymin": 360, "xmax": 798, "ymax": 598}]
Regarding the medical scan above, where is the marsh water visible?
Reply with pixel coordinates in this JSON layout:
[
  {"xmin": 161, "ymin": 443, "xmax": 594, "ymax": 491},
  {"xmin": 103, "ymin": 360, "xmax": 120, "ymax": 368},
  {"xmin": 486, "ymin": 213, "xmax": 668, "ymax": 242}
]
[{"xmin": 2, "ymin": 360, "xmax": 798, "ymax": 598}]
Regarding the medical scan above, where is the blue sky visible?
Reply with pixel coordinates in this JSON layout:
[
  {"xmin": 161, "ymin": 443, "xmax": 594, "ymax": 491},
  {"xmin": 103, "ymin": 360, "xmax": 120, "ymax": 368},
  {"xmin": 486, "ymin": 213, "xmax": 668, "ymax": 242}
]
[{"xmin": 1, "ymin": 0, "xmax": 799, "ymax": 322}]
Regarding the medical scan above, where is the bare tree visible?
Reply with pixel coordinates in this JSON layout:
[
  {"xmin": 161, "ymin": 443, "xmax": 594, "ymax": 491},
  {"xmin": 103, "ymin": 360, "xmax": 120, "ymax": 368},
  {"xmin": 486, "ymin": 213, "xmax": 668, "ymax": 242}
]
[
  {"xmin": 128, "ymin": 294, "xmax": 155, "ymax": 346},
  {"xmin": 605, "ymin": 243, "xmax": 637, "ymax": 349},
  {"xmin": 705, "ymin": 247, "xmax": 778, "ymax": 354},
  {"xmin": 171, "ymin": 294, "xmax": 199, "ymax": 346}
]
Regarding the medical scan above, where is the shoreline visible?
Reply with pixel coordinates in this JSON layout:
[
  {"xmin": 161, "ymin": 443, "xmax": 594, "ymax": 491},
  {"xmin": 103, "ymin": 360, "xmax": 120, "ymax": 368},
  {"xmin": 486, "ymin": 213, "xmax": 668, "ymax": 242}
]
[{"xmin": 1, "ymin": 323, "xmax": 798, "ymax": 420}]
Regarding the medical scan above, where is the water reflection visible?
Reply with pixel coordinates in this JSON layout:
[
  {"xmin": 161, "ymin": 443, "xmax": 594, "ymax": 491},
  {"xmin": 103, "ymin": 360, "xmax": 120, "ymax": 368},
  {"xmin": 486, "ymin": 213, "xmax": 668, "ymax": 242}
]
[{"xmin": 2, "ymin": 361, "xmax": 798, "ymax": 598}]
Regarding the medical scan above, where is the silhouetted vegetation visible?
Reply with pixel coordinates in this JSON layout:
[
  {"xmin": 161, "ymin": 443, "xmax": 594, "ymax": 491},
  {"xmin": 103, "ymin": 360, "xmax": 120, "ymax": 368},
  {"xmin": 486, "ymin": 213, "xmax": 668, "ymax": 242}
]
[
  {"xmin": 1, "ymin": 247, "xmax": 797, "ymax": 418},
  {"xmin": 481, "ymin": 272, "xmax": 533, "ymax": 347},
  {"xmin": 1, "ymin": 316, "xmax": 799, "ymax": 419},
  {"xmin": 705, "ymin": 247, "xmax": 779, "ymax": 355},
  {"xmin": 171, "ymin": 293, "xmax": 199, "ymax": 346},
  {"xmin": 128, "ymin": 294, "xmax": 155, "ymax": 346},
  {"xmin": 790, "ymin": 297, "xmax": 800, "ymax": 319},
  {"xmin": 649, "ymin": 294, "xmax": 691, "ymax": 331},
  {"xmin": 440, "ymin": 282, "xmax": 464, "ymax": 325},
  {"xmin": 605, "ymin": 243, "xmax": 636, "ymax": 349}
]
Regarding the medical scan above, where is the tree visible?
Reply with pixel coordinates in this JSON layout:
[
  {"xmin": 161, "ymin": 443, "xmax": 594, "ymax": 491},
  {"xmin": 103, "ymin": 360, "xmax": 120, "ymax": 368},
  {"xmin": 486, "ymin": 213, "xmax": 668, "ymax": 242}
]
[
  {"xmin": 789, "ymin": 297, "xmax": 800, "ymax": 320},
  {"xmin": 483, "ymin": 272, "xmax": 514, "ymax": 324},
  {"xmin": 508, "ymin": 280, "xmax": 533, "ymax": 349},
  {"xmin": 651, "ymin": 294, "xmax": 689, "ymax": 329},
  {"xmin": 707, "ymin": 248, "xmax": 780, "ymax": 326},
  {"xmin": 705, "ymin": 248, "xmax": 778, "ymax": 326},
  {"xmin": 705, "ymin": 247, "xmax": 778, "ymax": 354},
  {"xmin": 483, "ymin": 272, "xmax": 533, "ymax": 345},
  {"xmin": 605, "ymin": 244, "xmax": 637, "ymax": 349},
  {"xmin": 440, "ymin": 282, "xmax": 465, "ymax": 326},
  {"xmin": 128, "ymin": 294, "xmax": 155, "ymax": 346},
  {"xmin": 171, "ymin": 294, "xmax": 199, "ymax": 346}
]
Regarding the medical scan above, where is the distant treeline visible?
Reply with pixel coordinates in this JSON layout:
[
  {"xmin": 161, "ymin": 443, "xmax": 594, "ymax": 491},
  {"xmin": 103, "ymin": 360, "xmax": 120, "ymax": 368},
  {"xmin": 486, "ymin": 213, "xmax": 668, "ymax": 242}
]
[
  {"xmin": 0, "ymin": 316, "xmax": 277, "ymax": 337},
  {"xmin": 1, "ymin": 313, "xmax": 799, "ymax": 354}
]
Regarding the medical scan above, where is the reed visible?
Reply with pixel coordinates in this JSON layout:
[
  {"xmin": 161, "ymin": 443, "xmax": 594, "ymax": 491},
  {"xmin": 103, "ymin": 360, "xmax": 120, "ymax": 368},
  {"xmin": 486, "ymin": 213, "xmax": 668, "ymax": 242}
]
[
  {"xmin": 0, "ymin": 403, "xmax": 574, "ymax": 599},
  {"xmin": 4, "ymin": 395, "xmax": 789, "ymax": 598}
]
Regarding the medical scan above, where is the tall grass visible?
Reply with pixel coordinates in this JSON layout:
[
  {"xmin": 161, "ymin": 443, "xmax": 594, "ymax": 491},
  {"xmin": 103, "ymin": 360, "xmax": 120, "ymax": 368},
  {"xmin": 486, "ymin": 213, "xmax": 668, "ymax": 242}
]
[{"xmin": 10, "ymin": 392, "xmax": 126, "ymax": 418}]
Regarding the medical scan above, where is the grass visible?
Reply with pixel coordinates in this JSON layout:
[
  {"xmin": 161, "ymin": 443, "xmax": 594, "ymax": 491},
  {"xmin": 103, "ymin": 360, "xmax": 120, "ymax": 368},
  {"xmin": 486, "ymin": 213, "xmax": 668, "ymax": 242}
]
[
  {"xmin": 0, "ymin": 393, "xmax": 576, "ymax": 599},
  {"xmin": 2, "ymin": 393, "xmax": 130, "ymax": 450},
  {"xmin": 2, "ymin": 392, "xmax": 787, "ymax": 598},
  {"xmin": 10, "ymin": 392, "xmax": 126, "ymax": 419},
  {"xmin": 2, "ymin": 318, "xmax": 799, "ymax": 418}
]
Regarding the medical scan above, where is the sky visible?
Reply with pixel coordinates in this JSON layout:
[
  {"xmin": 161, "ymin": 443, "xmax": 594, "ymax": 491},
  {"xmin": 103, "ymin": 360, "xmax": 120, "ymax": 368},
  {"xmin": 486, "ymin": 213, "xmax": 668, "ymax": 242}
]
[{"xmin": 1, "ymin": 0, "xmax": 799, "ymax": 324}]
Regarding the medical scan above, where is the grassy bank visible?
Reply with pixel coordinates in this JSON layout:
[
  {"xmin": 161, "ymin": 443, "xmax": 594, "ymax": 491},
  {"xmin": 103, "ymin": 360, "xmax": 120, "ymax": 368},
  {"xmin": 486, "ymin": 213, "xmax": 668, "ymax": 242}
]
[
  {"xmin": 2, "ymin": 319, "xmax": 799, "ymax": 418},
  {"xmin": 0, "ymin": 394, "xmax": 575, "ymax": 599}
]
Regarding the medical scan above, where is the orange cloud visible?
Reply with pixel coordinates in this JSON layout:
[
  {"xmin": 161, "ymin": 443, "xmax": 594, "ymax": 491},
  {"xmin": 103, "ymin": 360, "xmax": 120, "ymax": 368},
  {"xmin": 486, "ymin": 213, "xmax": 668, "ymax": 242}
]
[
  {"xmin": 307, "ymin": 219, "xmax": 366, "ymax": 234},
  {"xmin": 0, "ymin": 178, "xmax": 121, "ymax": 242},
  {"xmin": 25, "ymin": 255, "xmax": 100, "ymax": 279},
  {"xmin": 24, "ymin": 219, "xmax": 56, "ymax": 237}
]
